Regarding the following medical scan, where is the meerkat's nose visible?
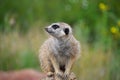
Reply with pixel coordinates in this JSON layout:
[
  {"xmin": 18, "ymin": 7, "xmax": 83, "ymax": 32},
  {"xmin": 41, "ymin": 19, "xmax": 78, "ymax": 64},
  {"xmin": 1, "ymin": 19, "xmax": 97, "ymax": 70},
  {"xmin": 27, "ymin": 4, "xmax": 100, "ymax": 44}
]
[
  {"xmin": 45, "ymin": 27, "xmax": 48, "ymax": 31},
  {"xmin": 45, "ymin": 27, "xmax": 51, "ymax": 33}
]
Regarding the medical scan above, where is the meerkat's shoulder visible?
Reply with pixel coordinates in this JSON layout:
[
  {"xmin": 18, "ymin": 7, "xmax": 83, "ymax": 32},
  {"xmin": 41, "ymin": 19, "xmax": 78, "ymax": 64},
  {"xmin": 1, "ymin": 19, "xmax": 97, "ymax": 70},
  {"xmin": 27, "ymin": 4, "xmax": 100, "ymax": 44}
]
[
  {"xmin": 40, "ymin": 37, "xmax": 55, "ymax": 49},
  {"xmin": 69, "ymin": 35, "xmax": 80, "ymax": 44}
]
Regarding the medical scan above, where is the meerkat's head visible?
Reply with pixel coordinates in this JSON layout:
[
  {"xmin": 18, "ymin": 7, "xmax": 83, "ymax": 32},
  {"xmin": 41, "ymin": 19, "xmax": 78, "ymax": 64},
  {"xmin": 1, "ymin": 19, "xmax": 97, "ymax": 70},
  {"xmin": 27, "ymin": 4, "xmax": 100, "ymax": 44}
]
[{"xmin": 45, "ymin": 22, "xmax": 72, "ymax": 39}]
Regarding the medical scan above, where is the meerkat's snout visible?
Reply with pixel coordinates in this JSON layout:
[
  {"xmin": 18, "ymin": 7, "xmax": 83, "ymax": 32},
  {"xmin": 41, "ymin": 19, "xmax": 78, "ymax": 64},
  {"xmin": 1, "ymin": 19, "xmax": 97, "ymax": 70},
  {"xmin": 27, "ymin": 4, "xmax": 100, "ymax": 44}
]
[
  {"xmin": 44, "ymin": 24, "xmax": 60, "ymax": 34},
  {"xmin": 45, "ymin": 27, "xmax": 53, "ymax": 33}
]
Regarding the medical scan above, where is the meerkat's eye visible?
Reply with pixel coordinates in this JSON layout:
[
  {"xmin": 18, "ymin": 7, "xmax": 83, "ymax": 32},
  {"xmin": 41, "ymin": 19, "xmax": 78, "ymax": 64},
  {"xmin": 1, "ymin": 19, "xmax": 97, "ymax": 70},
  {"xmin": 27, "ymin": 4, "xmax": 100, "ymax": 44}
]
[
  {"xmin": 52, "ymin": 25, "xmax": 60, "ymax": 29},
  {"xmin": 64, "ymin": 28, "xmax": 69, "ymax": 35}
]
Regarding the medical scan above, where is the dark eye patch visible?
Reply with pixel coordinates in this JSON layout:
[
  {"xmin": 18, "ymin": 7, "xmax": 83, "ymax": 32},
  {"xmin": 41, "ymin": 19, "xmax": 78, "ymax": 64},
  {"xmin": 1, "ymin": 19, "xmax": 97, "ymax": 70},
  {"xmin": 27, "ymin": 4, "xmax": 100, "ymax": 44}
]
[
  {"xmin": 52, "ymin": 24, "xmax": 60, "ymax": 29},
  {"xmin": 64, "ymin": 28, "xmax": 69, "ymax": 35}
]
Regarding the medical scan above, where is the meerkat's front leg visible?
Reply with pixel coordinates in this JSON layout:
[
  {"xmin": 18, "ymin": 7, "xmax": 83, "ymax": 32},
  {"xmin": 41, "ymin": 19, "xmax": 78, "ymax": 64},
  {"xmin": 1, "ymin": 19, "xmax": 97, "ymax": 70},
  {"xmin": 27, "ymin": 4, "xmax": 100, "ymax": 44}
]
[
  {"xmin": 64, "ymin": 57, "xmax": 76, "ymax": 79},
  {"xmin": 50, "ymin": 54, "xmax": 63, "ymax": 78}
]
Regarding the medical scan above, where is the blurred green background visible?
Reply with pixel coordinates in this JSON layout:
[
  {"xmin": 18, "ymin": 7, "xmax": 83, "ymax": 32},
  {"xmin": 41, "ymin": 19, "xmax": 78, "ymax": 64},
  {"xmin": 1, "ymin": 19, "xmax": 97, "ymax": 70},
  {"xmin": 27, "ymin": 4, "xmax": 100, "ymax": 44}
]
[{"xmin": 0, "ymin": 0, "xmax": 120, "ymax": 80}]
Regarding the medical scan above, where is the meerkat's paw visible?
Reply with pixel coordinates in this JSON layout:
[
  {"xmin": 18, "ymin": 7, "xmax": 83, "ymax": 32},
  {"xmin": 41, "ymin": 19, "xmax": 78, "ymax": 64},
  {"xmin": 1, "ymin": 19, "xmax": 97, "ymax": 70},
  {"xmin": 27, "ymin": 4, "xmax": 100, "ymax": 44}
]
[
  {"xmin": 69, "ymin": 72, "xmax": 77, "ymax": 80},
  {"xmin": 64, "ymin": 74, "xmax": 69, "ymax": 80},
  {"xmin": 55, "ymin": 75, "xmax": 63, "ymax": 80},
  {"xmin": 64, "ymin": 71, "xmax": 70, "ymax": 80},
  {"xmin": 47, "ymin": 72, "xmax": 54, "ymax": 77},
  {"xmin": 56, "ymin": 72, "xmax": 63, "ymax": 78},
  {"xmin": 55, "ymin": 71, "xmax": 64, "ymax": 79}
]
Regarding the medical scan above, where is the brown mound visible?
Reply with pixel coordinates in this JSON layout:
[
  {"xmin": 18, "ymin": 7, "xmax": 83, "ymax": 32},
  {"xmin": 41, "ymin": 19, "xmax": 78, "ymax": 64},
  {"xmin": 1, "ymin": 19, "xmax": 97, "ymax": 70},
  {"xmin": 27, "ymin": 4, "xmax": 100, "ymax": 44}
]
[{"xmin": 0, "ymin": 69, "xmax": 46, "ymax": 80}]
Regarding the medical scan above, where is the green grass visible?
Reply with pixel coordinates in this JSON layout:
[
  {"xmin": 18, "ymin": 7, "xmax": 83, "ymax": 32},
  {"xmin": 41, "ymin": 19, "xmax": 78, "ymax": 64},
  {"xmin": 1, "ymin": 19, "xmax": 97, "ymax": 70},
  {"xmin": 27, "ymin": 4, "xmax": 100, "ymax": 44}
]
[{"xmin": 0, "ymin": 28, "xmax": 46, "ymax": 71}]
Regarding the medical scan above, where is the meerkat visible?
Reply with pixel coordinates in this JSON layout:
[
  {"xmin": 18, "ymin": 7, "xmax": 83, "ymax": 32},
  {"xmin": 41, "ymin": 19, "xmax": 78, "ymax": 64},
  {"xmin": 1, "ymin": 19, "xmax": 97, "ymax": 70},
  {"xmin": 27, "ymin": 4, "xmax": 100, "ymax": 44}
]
[{"xmin": 39, "ymin": 22, "xmax": 80, "ymax": 80}]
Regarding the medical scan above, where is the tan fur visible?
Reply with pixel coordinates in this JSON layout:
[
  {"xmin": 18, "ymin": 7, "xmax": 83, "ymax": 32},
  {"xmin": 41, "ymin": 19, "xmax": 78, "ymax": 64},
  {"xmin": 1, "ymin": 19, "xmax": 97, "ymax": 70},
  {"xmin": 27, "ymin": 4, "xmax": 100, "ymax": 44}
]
[{"xmin": 39, "ymin": 22, "xmax": 80, "ymax": 80}]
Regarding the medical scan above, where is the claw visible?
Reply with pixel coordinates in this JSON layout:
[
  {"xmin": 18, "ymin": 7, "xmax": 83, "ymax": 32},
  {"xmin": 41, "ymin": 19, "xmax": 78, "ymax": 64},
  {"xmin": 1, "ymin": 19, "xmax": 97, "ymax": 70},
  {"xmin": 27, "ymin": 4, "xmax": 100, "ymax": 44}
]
[
  {"xmin": 55, "ymin": 72, "xmax": 64, "ymax": 80},
  {"xmin": 56, "ymin": 72, "xmax": 63, "ymax": 78},
  {"xmin": 47, "ymin": 72, "xmax": 54, "ymax": 77}
]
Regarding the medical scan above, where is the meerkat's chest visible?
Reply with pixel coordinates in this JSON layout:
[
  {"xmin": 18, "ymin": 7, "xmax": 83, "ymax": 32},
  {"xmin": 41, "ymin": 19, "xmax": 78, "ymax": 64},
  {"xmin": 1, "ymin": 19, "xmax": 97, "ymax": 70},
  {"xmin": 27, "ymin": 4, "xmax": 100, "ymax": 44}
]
[
  {"xmin": 55, "ymin": 42, "xmax": 72, "ymax": 57},
  {"xmin": 51, "ymin": 41, "xmax": 72, "ymax": 64},
  {"xmin": 56, "ymin": 46, "xmax": 70, "ymax": 64},
  {"xmin": 58, "ymin": 46, "xmax": 70, "ymax": 55}
]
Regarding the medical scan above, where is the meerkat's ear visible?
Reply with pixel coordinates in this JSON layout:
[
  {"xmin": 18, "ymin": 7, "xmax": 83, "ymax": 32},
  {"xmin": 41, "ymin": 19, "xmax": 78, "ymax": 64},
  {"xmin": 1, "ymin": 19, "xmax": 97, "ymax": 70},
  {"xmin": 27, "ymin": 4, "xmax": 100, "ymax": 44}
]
[{"xmin": 64, "ymin": 28, "xmax": 69, "ymax": 35}]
